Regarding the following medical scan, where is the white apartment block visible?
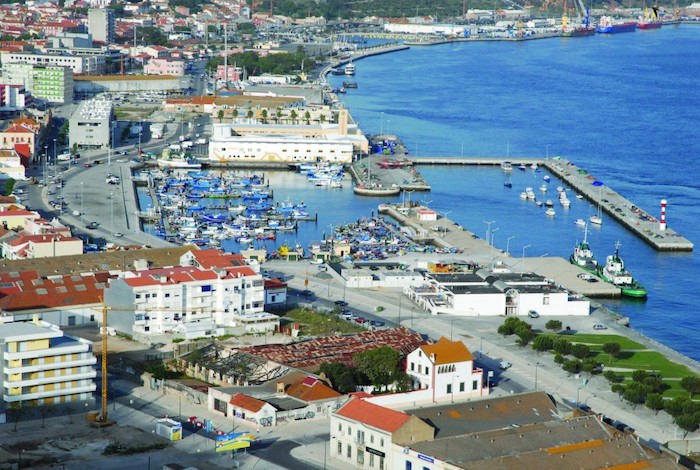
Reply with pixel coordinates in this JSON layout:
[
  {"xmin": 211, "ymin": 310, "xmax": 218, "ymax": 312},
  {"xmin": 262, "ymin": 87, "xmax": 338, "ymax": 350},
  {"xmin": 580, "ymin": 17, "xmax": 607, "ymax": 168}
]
[
  {"xmin": 0, "ymin": 319, "xmax": 97, "ymax": 410},
  {"xmin": 104, "ymin": 250, "xmax": 266, "ymax": 341},
  {"xmin": 1, "ymin": 51, "xmax": 105, "ymax": 75},
  {"xmin": 88, "ymin": 8, "xmax": 115, "ymax": 43},
  {"xmin": 69, "ymin": 98, "xmax": 113, "ymax": 148}
]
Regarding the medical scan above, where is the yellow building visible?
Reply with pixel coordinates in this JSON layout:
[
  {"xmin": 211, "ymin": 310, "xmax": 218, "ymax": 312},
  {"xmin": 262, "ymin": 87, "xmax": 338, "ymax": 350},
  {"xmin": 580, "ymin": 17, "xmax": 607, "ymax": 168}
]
[{"xmin": 0, "ymin": 319, "xmax": 96, "ymax": 410}]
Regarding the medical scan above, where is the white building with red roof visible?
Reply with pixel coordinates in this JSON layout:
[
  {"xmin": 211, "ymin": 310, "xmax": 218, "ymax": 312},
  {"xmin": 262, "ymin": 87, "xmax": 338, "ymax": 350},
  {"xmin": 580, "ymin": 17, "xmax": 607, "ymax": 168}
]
[
  {"xmin": 330, "ymin": 397, "xmax": 434, "ymax": 469},
  {"xmin": 104, "ymin": 249, "xmax": 269, "ymax": 341},
  {"xmin": 1, "ymin": 233, "xmax": 82, "ymax": 260}
]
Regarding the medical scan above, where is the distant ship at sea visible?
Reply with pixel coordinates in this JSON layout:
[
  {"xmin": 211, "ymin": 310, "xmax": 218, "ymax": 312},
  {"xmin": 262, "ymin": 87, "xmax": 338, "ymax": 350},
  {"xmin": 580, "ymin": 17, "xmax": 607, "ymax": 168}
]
[
  {"xmin": 561, "ymin": 3, "xmax": 596, "ymax": 37},
  {"xmin": 596, "ymin": 16, "xmax": 637, "ymax": 33}
]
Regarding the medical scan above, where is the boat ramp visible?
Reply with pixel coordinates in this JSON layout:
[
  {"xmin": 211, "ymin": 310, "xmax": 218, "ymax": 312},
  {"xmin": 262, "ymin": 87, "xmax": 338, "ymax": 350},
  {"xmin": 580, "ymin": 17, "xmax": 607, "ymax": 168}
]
[{"xmin": 408, "ymin": 156, "xmax": 693, "ymax": 252}]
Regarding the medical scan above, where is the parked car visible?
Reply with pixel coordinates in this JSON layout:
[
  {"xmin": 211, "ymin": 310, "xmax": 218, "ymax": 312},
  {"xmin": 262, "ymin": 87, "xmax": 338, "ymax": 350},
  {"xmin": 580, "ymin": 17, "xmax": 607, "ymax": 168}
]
[
  {"xmin": 593, "ymin": 324, "xmax": 608, "ymax": 330},
  {"xmin": 309, "ymin": 258, "xmax": 323, "ymax": 265},
  {"xmin": 334, "ymin": 300, "xmax": 348, "ymax": 307},
  {"xmin": 527, "ymin": 310, "xmax": 539, "ymax": 318},
  {"xmin": 499, "ymin": 361, "xmax": 512, "ymax": 370}
]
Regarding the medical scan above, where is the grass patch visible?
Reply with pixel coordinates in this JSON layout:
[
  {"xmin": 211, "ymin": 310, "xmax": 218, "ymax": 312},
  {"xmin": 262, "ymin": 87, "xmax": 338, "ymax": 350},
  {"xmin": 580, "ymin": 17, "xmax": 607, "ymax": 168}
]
[
  {"xmin": 282, "ymin": 307, "xmax": 365, "ymax": 336},
  {"xmin": 546, "ymin": 333, "xmax": 647, "ymax": 350}
]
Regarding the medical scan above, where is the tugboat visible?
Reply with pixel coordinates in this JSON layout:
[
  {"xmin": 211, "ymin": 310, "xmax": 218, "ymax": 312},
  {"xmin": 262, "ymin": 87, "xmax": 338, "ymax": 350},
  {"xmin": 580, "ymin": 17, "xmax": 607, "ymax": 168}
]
[
  {"xmin": 597, "ymin": 242, "xmax": 647, "ymax": 298},
  {"xmin": 569, "ymin": 224, "xmax": 598, "ymax": 274}
]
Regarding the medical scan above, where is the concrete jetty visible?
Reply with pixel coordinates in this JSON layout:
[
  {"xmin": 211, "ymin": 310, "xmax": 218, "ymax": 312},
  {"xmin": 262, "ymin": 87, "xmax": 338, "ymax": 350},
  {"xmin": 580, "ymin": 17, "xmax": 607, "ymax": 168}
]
[
  {"xmin": 541, "ymin": 158, "xmax": 693, "ymax": 252},
  {"xmin": 378, "ymin": 203, "xmax": 621, "ymax": 298},
  {"xmin": 408, "ymin": 156, "xmax": 693, "ymax": 252}
]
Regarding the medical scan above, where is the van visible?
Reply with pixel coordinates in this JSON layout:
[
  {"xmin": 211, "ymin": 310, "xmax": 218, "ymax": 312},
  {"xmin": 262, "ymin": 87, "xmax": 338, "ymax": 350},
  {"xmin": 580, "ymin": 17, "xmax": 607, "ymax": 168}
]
[{"xmin": 56, "ymin": 153, "xmax": 71, "ymax": 161}]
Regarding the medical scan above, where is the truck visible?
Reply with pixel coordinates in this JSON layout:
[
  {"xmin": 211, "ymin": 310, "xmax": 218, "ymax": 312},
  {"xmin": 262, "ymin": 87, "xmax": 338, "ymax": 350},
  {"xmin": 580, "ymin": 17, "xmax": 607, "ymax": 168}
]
[
  {"xmin": 195, "ymin": 138, "xmax": 207, "ymax": 145},
  {"xmin": 181, "ymin": 140, "xmax": 193, "ymax": 149},
  {"xmin": 151, "ymin": 123, "xmax": 165, "ymax": 139},
  {"xmin": 56, "ymin": 153, "xmax": 72, "ymax": 161}
]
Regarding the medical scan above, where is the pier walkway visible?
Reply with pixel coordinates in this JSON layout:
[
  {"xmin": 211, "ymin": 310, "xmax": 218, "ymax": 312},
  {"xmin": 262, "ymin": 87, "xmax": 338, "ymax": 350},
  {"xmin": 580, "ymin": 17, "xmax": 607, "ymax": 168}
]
[{"xmin": 409, "ymin": 156, "xmax": 693, "ymax": 252}]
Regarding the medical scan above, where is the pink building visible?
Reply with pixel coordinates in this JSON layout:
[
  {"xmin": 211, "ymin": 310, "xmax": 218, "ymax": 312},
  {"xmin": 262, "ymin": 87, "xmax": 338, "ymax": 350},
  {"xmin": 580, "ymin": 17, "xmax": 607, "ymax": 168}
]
[
  {"xmin": 215, "ymin": 65, "xmax": 242, "ymax": 81},
  {"xmin": 144, "ymin": 58, "xmax": 185, "ymax": 76}
]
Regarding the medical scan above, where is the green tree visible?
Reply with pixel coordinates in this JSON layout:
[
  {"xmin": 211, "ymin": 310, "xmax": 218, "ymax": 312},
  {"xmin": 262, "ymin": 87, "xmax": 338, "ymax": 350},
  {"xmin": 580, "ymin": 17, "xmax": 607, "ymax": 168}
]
[
  {"xmin": 318, "ymin": 362, "xmax": 359, "ymax": 393},
  {"xmin": 623, "ymin": 382, "xmax": 652, "ymax": 409},
  {"xmin": 319, "ymin": 114, "xmax": 326, "ymax": 124},
  {"xmin": 353, "ymin": 346, "xmax": 400, "ymax": 391},
  {"xmin": 680, "ymin": 376, "xmax": 700, "ymax": 397},
  {"xmin": 237, "ymin": 22, "xmax": 256, "ymax": 35},
  {"xmin": 611, "ymin": 383, "xmax": 626, "ymax": 400},
  {"xmin": 515, "ymin": 324, "xmax": 535, "ymax": 347},
  {"xmin": 603, "ymin": 370, "xmax": 619, "ymax": 383},
  {"xmin": 290, "ymin": 110, "xmax": 298, "ymax": 124},
  {"xmin": 645, "ymin": 393, "xmax": 665, "ymax": 415},
  {"xmin": 247, "ymin": 109, "xmax": 254, "ymax": 120},
  {"xmin": 552, "ymin": 338, "xmax": 572, "ymax": 356},
  {"xmin": 676, "ymin": 414, "xmax": 699, "ymax": 437},
  {"xmin": 304, "ymin": 110, "xmax": 311, "ymax": 124},
  {"xmin": 571, "ymin": 343, "xmax": 590, "ymax": 359},
  {"xmin": 554, "ymin": 353, "xmax": 565, "ymax": 364},
  {"xmin": 393, "ymin": 370, "xmax": 412, "ymax": 393},
  {"xmin": 562, "ymin": 360, "xmax": 581, "ymax": 376},
  {"xmin": 665, "ymin": 396, "xmax": 691, "ymax": 419},
  {"xmin": 217, "ymin": 110, "xmax": 224, "ymax": 123},
  {"xmin": 602, "ymin": 342, "xmax": 622, "ymax": 364},
  {"xmin": 531, "ymin": 335, "xmax": 554, "ymax": 352},
  {"xmin": 275, "ymin": 108, "xmax": 283, "ymax": 123},
  {"xmin": 545, "ymin": 320, "xmax": 562, "ymax": 333},
  {"xmin": 631, "ymin": 370, "xmax": 649, "ymax": 383},
  {"xmin": 261, "ymin": 109, "xmax": 268, "ymax": 124},
  {"xmin": 10, "ymin": 401, "xmax": 24, "ymax": 432}
]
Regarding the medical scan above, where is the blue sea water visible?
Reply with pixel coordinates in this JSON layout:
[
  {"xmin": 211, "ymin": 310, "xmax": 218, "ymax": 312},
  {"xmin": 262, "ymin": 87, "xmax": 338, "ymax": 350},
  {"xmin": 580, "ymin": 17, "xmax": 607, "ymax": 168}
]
[
  {"xmin": 323, "ymin": 26, "xmax": 700, "ymax": 361},
  {"xmin": 143, "ymin": 26, "xmax": 700, "ymax": 360}
]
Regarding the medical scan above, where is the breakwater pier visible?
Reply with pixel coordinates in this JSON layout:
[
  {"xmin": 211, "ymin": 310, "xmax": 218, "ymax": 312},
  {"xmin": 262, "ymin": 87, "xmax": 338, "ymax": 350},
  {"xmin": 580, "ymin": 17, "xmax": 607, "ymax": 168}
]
[{"xmin": 409, "ymin": 156, "xmax": 693, "ymax": 252}]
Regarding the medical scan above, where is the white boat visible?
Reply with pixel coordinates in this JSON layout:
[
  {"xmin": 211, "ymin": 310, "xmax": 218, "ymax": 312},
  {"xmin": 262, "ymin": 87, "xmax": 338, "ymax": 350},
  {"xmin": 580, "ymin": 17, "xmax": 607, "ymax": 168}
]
[
  {"xmin": 531, "ymin": 163, "xmax": 538, "ymax": 170},
  {"xmin": 575, "ymin": 218, "xmax": 586, "ymax": 227},
  {"xmin": 501, "ymin": 161, "xmax": 514, "ymax": 172},
  {"xmin": 539, "ymin": 184, "xmax": 547, "ymax": 193},
  {"xmin": 545, "ymin": 208, "xmax": 556, "ymax": 217},
  {"xmin": 519, "ymin": 192, "xmax": 527, "ymax": 200},
  {"xmin": 576, "ymin": 194, "xmax": 584, "ymax": 199},
  {"xmin": 157, "ymin": 157, "xmax": 201, "ymax": 169},
  {"xmin": 228, "ymin": 204, "xmax": 246, "ymax": 213},
  {"xmin": 544, "ymin": 199, "xmax": 554, "ymax": 207},
  {"xmin": 536, "ymin": 201, "xmax": 544, "ymax": 207},
  {"xmin": 560, "ymin": 198, "xmax": 571, "ymax": 207},
  {"xmin": 345, "ymin": 63, "xmax": 356, "ymax": 75},
  {"xmin": 543, "ymin": 175, "xmax": 551, "ymax": 182},
  {"xmin": 589, "ymin": 214, "xmax": 603, "ymax": 225},
  {"xmin": 525, "ymin": 187, "xmax": 536, "ymax": 200},
  {"xmin": 557, "ymin": 186, "xmax": 564, "ymax": 193}
]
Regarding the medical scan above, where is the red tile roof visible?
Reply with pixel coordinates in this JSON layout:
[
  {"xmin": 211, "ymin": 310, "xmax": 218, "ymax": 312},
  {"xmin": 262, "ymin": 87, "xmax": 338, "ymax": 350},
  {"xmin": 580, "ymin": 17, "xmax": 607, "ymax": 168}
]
[
  {"xmin": 285, "ymin": 377, "xmax": 342, "ymax": 402},
  {"xmin": 0, "ymin": 270, "xmax": 104, "ymax": 311},
  {"xmin": 336, "ymin": 398, "xmax": 411, "ymax": 433},
  {"xmin": 229, "ymin": 393, "xmax": 266, "ymax": 413},
  {"xmin": 420, "ymin": 337, "xmax": 474, "ymax": 364}
]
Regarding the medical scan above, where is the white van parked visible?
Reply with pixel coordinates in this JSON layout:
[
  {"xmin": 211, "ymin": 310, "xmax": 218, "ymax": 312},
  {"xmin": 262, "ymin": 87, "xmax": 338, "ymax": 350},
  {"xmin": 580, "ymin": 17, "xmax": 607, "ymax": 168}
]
[{"xmin": 56, "ymin": 153, "xmax": 72, "ymax": 161}]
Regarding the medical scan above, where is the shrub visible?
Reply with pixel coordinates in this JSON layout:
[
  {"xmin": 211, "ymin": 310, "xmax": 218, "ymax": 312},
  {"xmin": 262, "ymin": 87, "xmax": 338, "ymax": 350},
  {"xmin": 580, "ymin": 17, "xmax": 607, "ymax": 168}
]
[
  {"xmin": 571, "ymin": 343, "xmax": 591, "ymax": 359},
  {"xmin": 532, "ymin": 335, "xmax": 554, "ymax": 352},
  {"xmin": 553, "ymin": 338, "xmax": 572, "ymax": 355},
  {"xmin": 562, "ymin": 360, "xmax": 581, "ymax": 375},
  {"xmin": 545, "ymin": 319, "xmax": 562, "ymax": 333}
]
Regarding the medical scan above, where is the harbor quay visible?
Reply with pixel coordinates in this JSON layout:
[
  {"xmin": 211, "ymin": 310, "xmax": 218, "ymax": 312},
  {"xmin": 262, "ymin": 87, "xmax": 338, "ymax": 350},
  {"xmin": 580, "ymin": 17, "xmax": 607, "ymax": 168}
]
[
  {"xmin": 378, "ymin": 203, "xmax": 621, "ymax": 298},
  {"xmin": 408, "ymin": 156, "xmax": 693, "ymax": 252}
]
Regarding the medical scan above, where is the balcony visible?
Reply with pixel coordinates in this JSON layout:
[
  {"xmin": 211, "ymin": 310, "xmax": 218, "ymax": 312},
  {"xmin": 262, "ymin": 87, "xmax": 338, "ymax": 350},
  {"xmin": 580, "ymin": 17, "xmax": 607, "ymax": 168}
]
[
  {"xmin": 4, "ymin": 356, "xmax": 96, "ymax": 375},
  {"xmin": 3, "ymin": 382, "xmax": 97, "ymax": 403},
  {"xmin": 4, "ymin": 371, "xmax": 97, "ymax": 389}
]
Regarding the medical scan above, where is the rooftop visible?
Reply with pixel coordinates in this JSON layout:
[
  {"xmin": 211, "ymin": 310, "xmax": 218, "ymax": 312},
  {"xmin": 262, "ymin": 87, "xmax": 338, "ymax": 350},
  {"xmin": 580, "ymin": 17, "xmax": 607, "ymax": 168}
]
[{"xmin": 336, "ymin": 397, "xmax": 411, "ymax": 433}]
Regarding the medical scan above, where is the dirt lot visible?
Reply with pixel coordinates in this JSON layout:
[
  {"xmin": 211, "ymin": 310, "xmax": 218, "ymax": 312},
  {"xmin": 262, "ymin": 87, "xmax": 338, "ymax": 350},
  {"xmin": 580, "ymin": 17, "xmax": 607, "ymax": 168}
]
[{"xmin": 0, "ymin": 422, "xmax": 168, "ymax": 469}]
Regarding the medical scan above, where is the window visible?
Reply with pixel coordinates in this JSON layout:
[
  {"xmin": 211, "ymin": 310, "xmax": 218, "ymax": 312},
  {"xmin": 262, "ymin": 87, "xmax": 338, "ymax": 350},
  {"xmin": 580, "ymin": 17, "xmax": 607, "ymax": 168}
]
[
  {"xmin": 370, "ymin": 434, "xmax": 374, "ymax": 444},
  {"xmin": 473, "ymin": 380, "xmax": 479, "ymax": 390},
  {"xmin": 338, "ymin": 441, "xmax": 342, "ymax": 455},
  {"xmin": 379, "ymin": 457, "xmax": 384, "ymax": 470},
  {"xmin": 348, "ymin": 426, "xmax": 351, "ymax": 436},
  {"xmin": 405, "ymin": 462, "xmax": 412, "ymax": 470},
  {"xmin": 347, "ymin": 445, "xmax": 352, "ymax": 459},
  {"xmin": 410, "ymin": 362, "xmax": 414, "ymax": 371},
  {"xmin": 380, "ymin": 438, "xmax": 384, "ymax": 447},
  {"xmin": 424, "ymin": 366, "xmax": 429, "ymax": 375},
  {"xmin": 357, "ymin": 449, "xmax": 364, "ymax": 465},
  {"xmin": 370, "ymin": 453, "xmax": 375, "ymax": 467},
  {"xmin": 338, "ymin": 423, "xmax": 342, "ymax": 432},
  {"xmin": 460, "ymin": 382, "xmax": 465, "ymax": 392},
  {"xmin": 202, "ymin": 285, "xmax": 212, "ymax": 292},
  {"xmin": 447, "ymin": 383, "xmax": 452, "ymax": 394}
]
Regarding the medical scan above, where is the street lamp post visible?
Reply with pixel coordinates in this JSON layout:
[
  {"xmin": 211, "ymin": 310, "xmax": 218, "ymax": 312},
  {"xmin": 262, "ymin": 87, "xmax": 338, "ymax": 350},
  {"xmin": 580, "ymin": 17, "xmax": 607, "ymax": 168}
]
[
  {"xmin": 483, "ymin": 220, "xmax": 495, "ymax": 244},
  {"xmin": 80, "ymin": 182, "xmax": 84, "ymax": 226},
  {"xmin": 506, "ymin": 236, "xmax": 516, "ymax": 256},
  {"xmin": 489, "ymin": 227, "xmax": 499, "ymax": 261},
  {"xmin": 522, "ymin": 244, "xmax": 531, "ymax": 258},
  {"xmin": 110, "ymin": 191, "xmax": 114, "ymax": 235},
  {"xmin": 53, "ymin": 138, "xmax": 57, "ymax": 160},
  {"xmin": 535, "ymin": 362, "xmax": 540, "ymax": 390}
]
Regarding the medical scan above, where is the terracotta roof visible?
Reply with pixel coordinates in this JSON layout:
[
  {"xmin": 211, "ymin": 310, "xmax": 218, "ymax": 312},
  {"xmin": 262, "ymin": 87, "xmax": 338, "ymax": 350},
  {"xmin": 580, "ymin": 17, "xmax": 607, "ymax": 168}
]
[
  {"xmin": 2, "ymin": 124, "xmax": 34, "ymax": 134},
  {"xmin": 336, "ymin": 397, "xmax": 411, "ymax": 433},
  {"xmin": 0, "ymin": 270, "xmax": 104, "ymax": 311},
  {"xmin": 229, "ymin": 393, "xmax": 266, "ymax": 413},
  {"xmin": 191, "ymin": 249, "xmax": 247, "ymax": 269},
  {"xmin": 285, "ymin": 377, "xmax": 341, "ymax": 402},
  {"xmin": 264, "ymin": 278, "xmax": 286, "ymax": 289},
  {"xmin": 420, "ymin": 337, "xmax": 474, "ymax": 364}
]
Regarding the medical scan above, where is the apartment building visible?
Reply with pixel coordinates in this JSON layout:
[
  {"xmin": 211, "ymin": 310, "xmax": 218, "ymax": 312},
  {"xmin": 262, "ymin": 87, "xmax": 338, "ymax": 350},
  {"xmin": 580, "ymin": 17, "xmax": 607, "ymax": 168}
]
[
  {"xmin": 32, "ymin": 66, "xmax": 74, "ymax": 104},
  {"xmin": 0, "ymin": 51, "xmax": 105, "ymax": 75},
  {"xmin": 144, "ymin": 57, "xmax": 185, "ymax": 76},
  {"xmin": 88, "ymin": 8, "xmax": 115, "ymax": 44},
  {"xmin": 68, "ymin": 98, "xmax": 113, "ymax": 148},
  {"xmin": 104, "ymin": 249, "xmax": 266, "ymax": 341},
  {"xmin": 0, "ymin": 319, "xmax": 97, "ymax": 410}
]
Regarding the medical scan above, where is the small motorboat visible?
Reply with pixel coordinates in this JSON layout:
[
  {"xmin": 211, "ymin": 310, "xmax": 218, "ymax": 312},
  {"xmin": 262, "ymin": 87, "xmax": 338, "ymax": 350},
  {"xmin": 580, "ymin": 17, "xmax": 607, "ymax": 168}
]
[
  {"xmin": 543, "ymin": 175, "xmax": 551, "ymax": 182},
  {"xmin": 545, "ymin": 208, "xmax": 556, "ymax": 217},
  {"xmin": 539, "ymin": 184, "xmax": 547, "ymax": 193},
  {"xmin": 545, "ymin": 200, "xmax": 554, "ymax": 207},
  {"xmin": 575, "ymin": 219, "xmax": 586, "ymax": 227}
]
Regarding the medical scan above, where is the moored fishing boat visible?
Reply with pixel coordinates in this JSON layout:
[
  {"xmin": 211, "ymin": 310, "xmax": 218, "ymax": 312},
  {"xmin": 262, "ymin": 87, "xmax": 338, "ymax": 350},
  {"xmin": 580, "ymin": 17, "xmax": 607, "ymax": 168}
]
[
  {"xmin": 596, "ymin": 242, "xmax": 647, "ymax": 298},
  {"xmin": 596, "ymin": 16, "xmax": 637, "ymax": 33},
  {"xmin": 501, "ymin": 161, "xmax": 513, "ymax": 172}
]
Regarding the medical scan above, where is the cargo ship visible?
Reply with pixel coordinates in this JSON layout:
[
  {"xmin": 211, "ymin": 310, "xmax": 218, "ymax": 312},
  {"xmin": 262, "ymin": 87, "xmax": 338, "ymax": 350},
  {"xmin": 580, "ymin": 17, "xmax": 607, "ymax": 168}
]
[
  {"xmin": 596, "ymin": 16, "xmax": 637, "ymax": 33},
  {"xmin": 637, "ymin": 7, "xmax": 663, "ymax": 29},
  {"xmin": 561, "ymin": 5, "xmax": 595, "ymax": 37}
]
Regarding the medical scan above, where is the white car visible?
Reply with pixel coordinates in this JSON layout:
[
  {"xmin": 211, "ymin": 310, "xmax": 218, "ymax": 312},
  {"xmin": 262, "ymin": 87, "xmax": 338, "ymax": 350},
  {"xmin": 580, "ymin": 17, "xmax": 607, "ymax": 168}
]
[
  {"xmin": 499, "ymin": 361, "xmax": 512, "ymax": 370},
  {"xmin": 309, "ymin": 258, "xmax": 323, "ymax": 265},
  {"xmin": 593, "ymin": 324, "xmax": 608, "ymax": 330}
]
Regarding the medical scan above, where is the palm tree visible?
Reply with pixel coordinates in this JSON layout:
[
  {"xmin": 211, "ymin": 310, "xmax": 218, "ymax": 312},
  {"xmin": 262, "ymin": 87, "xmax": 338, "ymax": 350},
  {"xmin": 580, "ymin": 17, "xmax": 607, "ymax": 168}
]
[
  {"xmin": 276, "ymin": 108, "xmax": 282, "ymax": 124},
  {"xmin": 290, "ymin": 110, "xmax": 298, "ymax": 124},
  {"xmin": 232, "ymin": 109, "xmax": 239, "ymax": 122},
  {"xmin": 304, "ymin": 111, "xmax": 311, "ymax": 125},
  {"xmin": 261, "ymin": 109, "xmax": 268, "ymax": 124},
  {"xmin": 247, "ymin": 109, "xmax": 254, "ymax": 120}
]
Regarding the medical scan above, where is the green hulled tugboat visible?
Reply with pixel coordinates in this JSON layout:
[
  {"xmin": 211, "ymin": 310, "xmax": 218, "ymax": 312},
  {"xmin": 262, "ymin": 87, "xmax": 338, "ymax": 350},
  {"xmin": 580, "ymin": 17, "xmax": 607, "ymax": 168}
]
[{"xmin": 597, "ymin": 242, "xmax": 647, "ymax": 299}]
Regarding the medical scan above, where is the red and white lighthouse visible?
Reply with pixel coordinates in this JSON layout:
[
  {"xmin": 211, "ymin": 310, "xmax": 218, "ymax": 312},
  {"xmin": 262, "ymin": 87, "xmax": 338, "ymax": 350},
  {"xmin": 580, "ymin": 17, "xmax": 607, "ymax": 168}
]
[{"xmin": 660, "ymin": 199, "xmax": 667, "ymax": 231}]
